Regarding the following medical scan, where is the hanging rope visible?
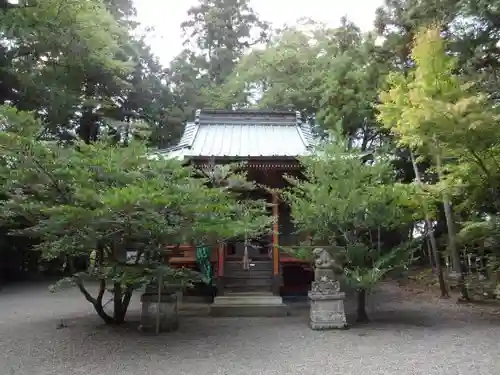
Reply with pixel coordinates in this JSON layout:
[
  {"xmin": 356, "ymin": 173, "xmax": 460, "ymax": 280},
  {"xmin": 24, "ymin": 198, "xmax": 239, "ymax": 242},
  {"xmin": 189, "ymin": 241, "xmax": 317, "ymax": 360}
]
[{"xmin": 242, "ymin": 233, "xmax": 251, "ymax": 270}]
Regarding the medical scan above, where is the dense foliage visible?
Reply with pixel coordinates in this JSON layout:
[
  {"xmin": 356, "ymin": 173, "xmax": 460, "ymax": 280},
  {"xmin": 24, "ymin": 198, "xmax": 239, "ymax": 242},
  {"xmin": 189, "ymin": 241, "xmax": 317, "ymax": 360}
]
[
  {"xmin": 283, "ymin": 132, "xmax": 418, "ymax": 321},
  {"xmin": 2, "ymin": 0, "xmax": 500, "ymax": 318},
  {"xmin": 0, "ymin": 105, "xmax": 271, "ymax": 323}
]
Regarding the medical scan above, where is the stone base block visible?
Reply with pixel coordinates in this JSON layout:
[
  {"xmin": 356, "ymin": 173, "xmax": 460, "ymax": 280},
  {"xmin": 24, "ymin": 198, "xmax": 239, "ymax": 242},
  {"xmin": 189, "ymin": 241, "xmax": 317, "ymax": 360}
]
[
  {"xmin": 139, "ymin": 293, "xmax": 179, "ymax": 333},
  {"xmin": 309, "ymin": 292, "xmax": 347, "ymax": 330},
  {"xmin": 210, "ymin": 293, "xmax": 289, "ymax": 317}
]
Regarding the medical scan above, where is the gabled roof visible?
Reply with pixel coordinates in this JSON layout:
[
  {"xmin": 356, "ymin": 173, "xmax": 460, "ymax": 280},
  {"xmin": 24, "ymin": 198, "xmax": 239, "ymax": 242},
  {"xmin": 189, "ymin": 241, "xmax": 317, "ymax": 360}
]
[{"xmin": 156, "ymin": 109, "xmax": 315, "ymax": 160}]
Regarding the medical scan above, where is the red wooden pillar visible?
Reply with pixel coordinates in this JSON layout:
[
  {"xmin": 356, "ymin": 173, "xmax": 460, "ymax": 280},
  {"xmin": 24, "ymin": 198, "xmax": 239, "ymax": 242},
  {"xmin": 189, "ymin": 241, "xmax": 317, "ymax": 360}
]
[
  {"xmin": 215, "ymin": 242, "xmax": 225, "ymax": 296},
  {"xmin": 217, "ymin": 242, "xmax": 225, "ymax": 277}
]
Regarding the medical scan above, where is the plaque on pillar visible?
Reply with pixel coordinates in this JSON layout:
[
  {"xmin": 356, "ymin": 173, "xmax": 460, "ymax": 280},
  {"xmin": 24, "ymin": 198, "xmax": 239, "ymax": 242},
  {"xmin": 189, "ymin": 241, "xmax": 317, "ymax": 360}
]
[{"xmin": 308, "ymin": 248, "xmax": 347, "ymax": 330}]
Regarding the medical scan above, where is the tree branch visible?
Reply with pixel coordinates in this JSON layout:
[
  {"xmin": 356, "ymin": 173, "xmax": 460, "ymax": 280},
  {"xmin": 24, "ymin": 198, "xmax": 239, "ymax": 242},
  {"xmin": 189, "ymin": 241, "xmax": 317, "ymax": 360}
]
[
  {"xmin": 466, "ymin": 146, "xmax": 491, "ymax": 180},
  {"xmin": 96, "ymin": 279, "xmax": 106, "ymax": 303},
  {"xmin": 121, "ymin": 285, "xmax": 134, "ymax": 312},
  {"xmin": 75, "ymin": 278, "xmax": 97, "ymax": 305},
  {"xmin": 96, "ymin": 249, "xmax": 106, "ymax": 304},
  {"xmin": 27, "ymin": 150, "xmax": 70, "ymax": 201},
  {"xmin": 67, "ymin": 256, "xmax": 97, "ymax": 305}
]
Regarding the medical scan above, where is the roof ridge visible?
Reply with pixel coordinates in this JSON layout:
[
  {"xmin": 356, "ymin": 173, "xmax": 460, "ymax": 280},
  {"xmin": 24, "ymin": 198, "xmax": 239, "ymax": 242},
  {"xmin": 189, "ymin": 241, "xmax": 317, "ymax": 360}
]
[
  {"xmin": 195, "ymin": 109, "xmax": 303, "ymax": 128},
  {"xmin": 296, "ymin": 124, "xmax": 308, "ymax": 148},
  {"xmin": 199, "ymin": 108, "xmax": 298, "ymax": 116},
  {"xmin": 196, "ymin": 121, "xmax": 298, "ymax": 126}
]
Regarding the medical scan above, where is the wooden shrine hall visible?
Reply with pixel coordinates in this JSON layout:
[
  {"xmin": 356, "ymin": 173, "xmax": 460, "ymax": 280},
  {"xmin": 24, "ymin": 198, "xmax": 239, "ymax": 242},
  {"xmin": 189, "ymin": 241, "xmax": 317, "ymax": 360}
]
[{"xmin": 158, "ymin": 109, "xmax": 315, "ymax": 315}]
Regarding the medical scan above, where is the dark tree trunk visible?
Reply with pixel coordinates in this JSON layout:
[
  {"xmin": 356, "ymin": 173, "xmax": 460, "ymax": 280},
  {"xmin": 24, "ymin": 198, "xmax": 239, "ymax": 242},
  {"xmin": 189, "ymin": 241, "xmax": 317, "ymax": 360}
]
[
  {"xmin": 78, "ymin": 79, "xmax": 99, "ymax": 144},
  {"xmin": 425, "ymin": 237, "xmax": 435, "ymax": 269},
  {"xmin": 436, "ymin": 256, "xmax": 449, "ymax": 299},
  {"xmin": 111, "ymin": 283, "xmax": 133, "ymax": 324},
  {"xmin": 93, "ymin": 301, "xmax": 114, "ymax": 325},
  {"xmin": 427, "ymin": 223, "xmax": 448, "ymax": 299},
  {"xmin": 356, "ymin": 289, "xmax": 369, "ymax": 323},
  {"xmin": 79, "ymin": 107, "xmax": 99, "ymax": 144},
  {"xmin": 458, "ymin": 259, "xmax": 471, "ymax": 302},
  {"xmin": 82, "ymin": 282, "xmax": 134, "ymax": 325},
  {"xmin": 76, "ymin": 278, "xmax": 114, "ymax": 324},
  {"xmin": 113, "ymin": 283, "xmax": 126, "ymax": 324}
]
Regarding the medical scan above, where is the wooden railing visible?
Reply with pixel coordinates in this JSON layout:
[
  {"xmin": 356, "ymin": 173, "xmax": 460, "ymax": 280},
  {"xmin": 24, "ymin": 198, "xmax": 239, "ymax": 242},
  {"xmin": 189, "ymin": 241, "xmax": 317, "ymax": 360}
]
[
  {"xmin": 165, "ymin": 244, "xmax": 309, "ymax": 267},
  {"xmin": 166, "ymin": 244, "xmax": 218, "ymax": 265}
]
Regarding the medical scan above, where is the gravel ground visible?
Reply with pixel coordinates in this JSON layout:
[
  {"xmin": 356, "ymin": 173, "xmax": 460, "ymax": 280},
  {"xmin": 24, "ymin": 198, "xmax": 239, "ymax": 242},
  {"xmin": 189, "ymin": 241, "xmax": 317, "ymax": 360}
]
[{"xmin": 1, "ymin": 282, "xmax": 499, "ymax": 375}]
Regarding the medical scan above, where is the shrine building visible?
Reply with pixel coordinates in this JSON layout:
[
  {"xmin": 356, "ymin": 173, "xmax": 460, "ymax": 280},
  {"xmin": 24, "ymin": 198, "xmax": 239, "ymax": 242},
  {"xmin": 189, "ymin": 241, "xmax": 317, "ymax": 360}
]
[{"xmin": 157, "ymin": 109, "xmax": 315, "ymax": 315}]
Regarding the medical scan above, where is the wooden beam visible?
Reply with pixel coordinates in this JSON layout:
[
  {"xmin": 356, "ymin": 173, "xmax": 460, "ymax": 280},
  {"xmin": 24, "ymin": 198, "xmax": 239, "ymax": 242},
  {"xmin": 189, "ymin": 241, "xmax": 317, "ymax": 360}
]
[
  {"xmin": 272, "ymin": 193, "xmax": 279, "ymax": 276},
  {"xmin": 191, "ymin": 157, "xmax": 302, "ymax": 171}
]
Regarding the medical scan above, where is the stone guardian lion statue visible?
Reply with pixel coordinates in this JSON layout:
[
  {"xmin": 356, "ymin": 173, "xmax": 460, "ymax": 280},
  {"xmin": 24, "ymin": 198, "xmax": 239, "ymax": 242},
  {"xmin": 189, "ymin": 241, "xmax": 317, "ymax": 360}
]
[{"xmin": 312, "ymin": 248, "xmax": 337, "ymax": 281}]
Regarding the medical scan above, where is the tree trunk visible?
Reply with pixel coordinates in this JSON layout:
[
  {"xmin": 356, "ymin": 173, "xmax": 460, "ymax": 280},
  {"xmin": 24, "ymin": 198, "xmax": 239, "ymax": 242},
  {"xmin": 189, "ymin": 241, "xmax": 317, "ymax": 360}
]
[
  {"xmin": 410, "ymin": 150, "xmax": 449, "ymax": 298},
  {"xmin": 78, "ymin": 79, "xmax": 99, "ymax": 144},
  {"xmin": 93, "ymin": 301, "xmax": 114, "ymax": 324},
  {"xmin": 75, "ymin": 277, "xmax": 114, "ymax": 324},
  {"xmin": 120, "ymin": 287, "xmax": 134, "ymax": 321},
  {"xmin": 356, "ymin": 289, "xmax": 369, "ymax": 323},
  {"xmin": 111, "ymin": 283, "xmax": 133, "ymax": 324},
  {"xmin": 113, "ymin": 283, "xmax": 126, "ymax": 324},
  {"xmin": 433, "ymin": 142, "xmax": 470, "ymax": 301},
  {"xmin": 425, "ymin": 236, "xmax": 435, "ymax": 269},
  {"xmin": 441, "ymin": 195, "xmax": 470, "ymax": 301}
]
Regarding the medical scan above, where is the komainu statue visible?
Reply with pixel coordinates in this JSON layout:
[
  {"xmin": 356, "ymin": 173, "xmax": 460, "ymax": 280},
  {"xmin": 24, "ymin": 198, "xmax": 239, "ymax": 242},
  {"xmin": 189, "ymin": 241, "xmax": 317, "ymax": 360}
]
[
  {"xmin": 312, "ymin": 247, "xmax": 338, "ymax": 283},
  {"xmin": 312, "ymin": 247, "xmax": 335, "ymax": 269},
  {"xmin": 309, "ymin": 247, "xmax": 347, "ymax": 329}
]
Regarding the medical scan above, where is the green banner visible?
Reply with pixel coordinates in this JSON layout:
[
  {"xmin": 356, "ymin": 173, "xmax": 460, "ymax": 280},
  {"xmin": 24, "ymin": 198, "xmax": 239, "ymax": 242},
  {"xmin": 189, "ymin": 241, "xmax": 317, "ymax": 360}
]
[{"xmin": 195, "ymin": 246, "xmax": 213, "ymax": 285}]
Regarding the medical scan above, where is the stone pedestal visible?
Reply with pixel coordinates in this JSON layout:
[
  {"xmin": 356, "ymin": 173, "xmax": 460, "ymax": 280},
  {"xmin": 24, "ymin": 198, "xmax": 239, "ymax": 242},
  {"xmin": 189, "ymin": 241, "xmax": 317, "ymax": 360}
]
[
  {"xmin": 308, "ymin": 270, "xmax": 347, "ymax": 330},
  {"xmin": 139, "ymin": 292, "xmax": 179, "ymax": 333}
]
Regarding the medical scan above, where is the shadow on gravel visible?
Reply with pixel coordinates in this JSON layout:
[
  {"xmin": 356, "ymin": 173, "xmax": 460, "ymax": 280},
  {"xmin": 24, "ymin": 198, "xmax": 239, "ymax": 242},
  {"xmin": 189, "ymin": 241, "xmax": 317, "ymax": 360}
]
[
  {"xmin": 352, "ymin": 306, "xmax": 500, "ymax": 329},
  {"xmin": 352, "ymin": 309, "xmax": 438, "ymax": 328}
]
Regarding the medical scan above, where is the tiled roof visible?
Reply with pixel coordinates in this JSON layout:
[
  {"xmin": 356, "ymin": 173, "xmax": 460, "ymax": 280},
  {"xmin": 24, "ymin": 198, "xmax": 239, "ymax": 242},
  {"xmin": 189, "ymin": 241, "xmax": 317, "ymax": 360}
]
[{"xmin": 158, "ymin": 109, "xmax": 315, "ymax": 159}]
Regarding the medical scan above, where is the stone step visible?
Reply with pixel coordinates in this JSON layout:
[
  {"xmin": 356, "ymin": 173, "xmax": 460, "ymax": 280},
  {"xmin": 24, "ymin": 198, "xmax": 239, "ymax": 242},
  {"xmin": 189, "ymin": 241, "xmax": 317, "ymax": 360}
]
[
  {"xmin": 212, "ymin": 293, "xmax": 283, "ymax": 306},
  {"xmin": 224, "ymin": 278, "xmax": 273, "ymax": 289},
  {"xmin": 210, "ymin": 303, "xmax": 289, "ymax": 317},
  {"xmin": 224, "ymin": 270, "xmax": 273, "ymax": 278},
  {"xmin": 224, "ymin": 286, "xmax": 273, "ymax": 294},
  {"xmin": 210, "ymin": 293, "xmax": 289, "ymax": 317}
]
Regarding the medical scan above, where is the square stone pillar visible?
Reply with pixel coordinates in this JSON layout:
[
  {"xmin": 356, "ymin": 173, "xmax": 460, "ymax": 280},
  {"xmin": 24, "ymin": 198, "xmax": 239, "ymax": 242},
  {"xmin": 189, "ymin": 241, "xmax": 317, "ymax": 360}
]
[{"xmin": 139, "ymin": 285, "xmax": 179, "ymax": 333}]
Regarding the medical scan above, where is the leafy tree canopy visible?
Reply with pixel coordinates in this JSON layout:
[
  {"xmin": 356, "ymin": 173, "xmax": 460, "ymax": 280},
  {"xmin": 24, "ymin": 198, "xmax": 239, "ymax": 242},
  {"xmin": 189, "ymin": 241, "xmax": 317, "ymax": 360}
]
[
  {"xmin": 0, "ymin": 105, "xmax": 272, "ymax": 323},
  {"xmin": 283, "ymin": 130, "xmax": 417, "ymax": 321}
]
